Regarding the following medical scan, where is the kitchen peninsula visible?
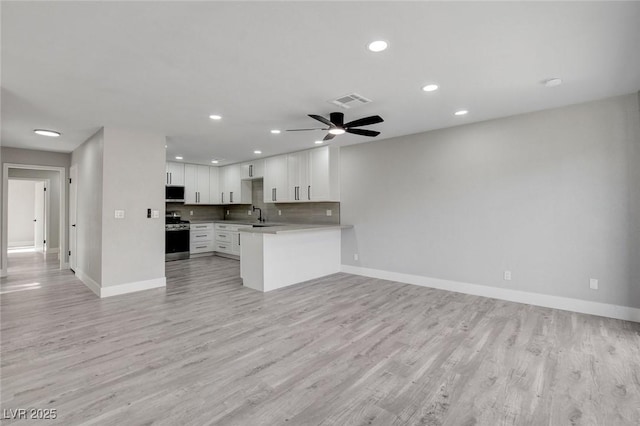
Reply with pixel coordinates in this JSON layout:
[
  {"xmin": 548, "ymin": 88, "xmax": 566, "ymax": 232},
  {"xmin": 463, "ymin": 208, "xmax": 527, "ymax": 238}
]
[{"xmin": 240, "ymin": 224, "xmax": 351, "ymax": 292}]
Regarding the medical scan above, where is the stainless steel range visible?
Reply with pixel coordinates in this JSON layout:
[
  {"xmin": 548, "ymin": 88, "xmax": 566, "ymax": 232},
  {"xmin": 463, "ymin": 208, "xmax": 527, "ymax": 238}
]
[{"xmin": 166, "ymin": 211, "xmax": 190, "ymax": 261}]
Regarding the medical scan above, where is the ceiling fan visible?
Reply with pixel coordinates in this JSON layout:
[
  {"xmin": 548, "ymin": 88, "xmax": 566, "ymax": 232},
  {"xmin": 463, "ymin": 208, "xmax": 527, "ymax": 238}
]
[{"xmin": 287, "ymin": 112, "xmax": 384, "ymax": 141}]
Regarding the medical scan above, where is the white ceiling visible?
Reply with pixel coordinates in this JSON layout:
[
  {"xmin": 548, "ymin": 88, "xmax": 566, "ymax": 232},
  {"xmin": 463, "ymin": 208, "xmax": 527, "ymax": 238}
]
[{"xmin": 2, "ymin": 1, "xmax": 639, "ymax": 166}]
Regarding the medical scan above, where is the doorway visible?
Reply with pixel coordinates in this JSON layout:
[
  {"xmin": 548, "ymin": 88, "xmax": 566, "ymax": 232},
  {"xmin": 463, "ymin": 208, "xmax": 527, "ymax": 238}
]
[
  {"xmin": 1, "ymin": 164, "xmax": 67, "ymax": 277},
  {"xmin": 7, "ymin": 178, "xmax": 49, "ymax": 254}
]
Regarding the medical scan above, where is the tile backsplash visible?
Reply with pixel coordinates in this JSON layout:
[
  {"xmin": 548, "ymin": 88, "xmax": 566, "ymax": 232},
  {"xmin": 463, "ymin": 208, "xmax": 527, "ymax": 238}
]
[
  {"xmin": 166, "ymin": 203, "xmax": 224, "ymax": 221},
  {"xmin": 166, "ymin": 179, "xmax": 340, "ymax": 224}
]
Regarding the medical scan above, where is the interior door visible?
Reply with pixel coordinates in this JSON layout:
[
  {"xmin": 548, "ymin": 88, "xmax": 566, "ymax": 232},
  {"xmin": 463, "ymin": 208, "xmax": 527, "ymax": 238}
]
[
  {"xmin": 69, "ymin": 165, "xmax": 78, "ymax": 271},
  {"xmin": 34, "ymin": 181, "xmax": 45, "ymax": 252}
]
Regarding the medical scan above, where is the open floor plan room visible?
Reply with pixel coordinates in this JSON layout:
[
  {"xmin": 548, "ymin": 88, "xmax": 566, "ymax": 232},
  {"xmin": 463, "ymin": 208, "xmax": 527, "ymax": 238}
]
[{"xmin": 1, "ymin": 1, "xmax": 640, "ymax": 425}]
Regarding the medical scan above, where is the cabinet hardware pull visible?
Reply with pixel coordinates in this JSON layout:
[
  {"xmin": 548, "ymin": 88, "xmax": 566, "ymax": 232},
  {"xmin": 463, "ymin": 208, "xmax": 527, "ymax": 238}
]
[
  {"xmin": 166, "ymin": 172, "xmax": 169, "ymax": 185},
  {"xmin": 308, "ymin": 185, "xmax": 311, "ymax": 200},
  {"xmin": 221, "ymin": 193, "xmax": 224, "ymax": 203},
  {"xmin": 170, "ymin": 172, "xmax": 172, "ymax": 184},
  {"xmin": 196, "ymin": 246, "xmax": 206, "ymax": 249},
  {"xmin": 230, "ymin": 191, "xmax": 233, "ymax": 203},
  {"xmin": 196, "ymin": 234, "xmax": 207, "ymax": 237},
  {"xmin": 238, "ymin": 234, "xmax": 240, "ymax": 245},
  {"xmin": 249, "ymin": 164, "xmax": 253, "ymax": 177}
]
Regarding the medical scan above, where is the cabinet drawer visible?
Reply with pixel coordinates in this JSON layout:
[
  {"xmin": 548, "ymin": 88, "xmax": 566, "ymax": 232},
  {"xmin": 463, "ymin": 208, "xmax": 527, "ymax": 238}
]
[
  {"xmin": 191, "ymin": 230, "xmax": 213, "ymax": 242},
  {"xmin": 215, "ymin": 231, "xmax": 233, "ymax": 242},
  {"xmin": 191, "ymin": 223, "xmax": 214, "ymax": 231},
  {"xmin": 190, "ymin": 241, "xmax": 214, "ymax": 254},
  {"xmin": 214, "ymin": 242, "xmax": 233, "ymax": 253}
]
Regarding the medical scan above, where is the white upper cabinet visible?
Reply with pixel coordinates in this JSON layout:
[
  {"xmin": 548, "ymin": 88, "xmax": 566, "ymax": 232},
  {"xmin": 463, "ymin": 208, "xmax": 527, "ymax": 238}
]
[
  {"xmin": 209, "ymin": 167, "xmax": 221, "ymax": 205},
  {"xmin": 308, "ymin": 145, "xmax": 339, "ymax": 201},
  {"xmin": 287, "ymin": 150, "xmax": 310, "ymax": 201},
  {"xmin": 264, "ymin": 155, "xmax": 289, "ymax": 203},
  {"xmin": 241, "ymin": 160, "xmax": 264, "ymax": 179},
  {"xmin": 184, "ymin": 164, "xmax": 211, "ymax": 204},
  {"xmin": 165, "ymin": 162, "xmax": 185, "ymax": 186},
  {"xmin": 221, "ymin": 164, "xmax": 251, "ymax": 204}
]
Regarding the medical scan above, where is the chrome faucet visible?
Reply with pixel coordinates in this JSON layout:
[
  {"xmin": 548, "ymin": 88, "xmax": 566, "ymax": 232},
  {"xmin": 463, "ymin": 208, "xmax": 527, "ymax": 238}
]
[{"xmin": 252, "ymin": 206, "xmax": 265, "ymax": 222}]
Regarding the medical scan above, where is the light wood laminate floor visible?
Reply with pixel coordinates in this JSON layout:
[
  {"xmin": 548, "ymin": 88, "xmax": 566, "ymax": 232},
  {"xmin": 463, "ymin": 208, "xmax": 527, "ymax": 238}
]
[{"xmin": 1, "ymin": 252, "xmax": 640, "ymax": 425}]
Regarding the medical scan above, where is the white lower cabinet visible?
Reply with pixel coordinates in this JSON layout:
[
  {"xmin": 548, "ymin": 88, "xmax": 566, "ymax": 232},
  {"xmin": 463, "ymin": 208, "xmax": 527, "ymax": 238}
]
[
  {"xmin": 190, "ymin": 223, "xmax": 214, "ymax": 254},
  {"xmin": 214, "ymin": 223, "xmax": 251, "ymax": 256}
]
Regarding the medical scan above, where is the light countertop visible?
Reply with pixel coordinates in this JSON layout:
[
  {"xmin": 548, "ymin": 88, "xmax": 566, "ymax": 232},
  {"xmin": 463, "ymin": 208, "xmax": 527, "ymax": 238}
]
[{"xmin": 239, "ymin": 224, "xmax": 352, "ymax": 234}]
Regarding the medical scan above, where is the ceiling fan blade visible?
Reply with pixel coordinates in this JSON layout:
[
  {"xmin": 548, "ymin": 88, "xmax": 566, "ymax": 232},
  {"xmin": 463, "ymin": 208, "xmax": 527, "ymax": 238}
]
[
  {"xmin": 308, "ymin": 114, "xmax": 333, "ymax": 127},
  {"xmin": 323, "ymin": 133, "xmax": 336, "ymax": 141},
  {"xmin": 344, "ymin": 115, "xmax": 384, "ymax": 128},
  {"xmin": 346, "ymin": 128, "xmax": 380, "ymax": 137},
  {"xmin": 329, "ymin": 112, "xmax": 344, "ymax": 127},
  {"xmin": 285, "ymin": 128, "xmax": 326, "ymax": 132}
]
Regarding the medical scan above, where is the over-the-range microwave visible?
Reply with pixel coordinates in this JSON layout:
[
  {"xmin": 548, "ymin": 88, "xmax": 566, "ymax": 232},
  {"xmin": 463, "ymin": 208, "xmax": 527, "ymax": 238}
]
[{"xmin": 165, "ymin": 186, "xmax": 185, "ymax": 202}]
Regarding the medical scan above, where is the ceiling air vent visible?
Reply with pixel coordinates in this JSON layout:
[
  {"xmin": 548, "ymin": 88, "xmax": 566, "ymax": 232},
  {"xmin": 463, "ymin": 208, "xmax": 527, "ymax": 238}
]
[{"xmin": 329, "ymin": 93, "xmax": 372, "ymax": 109}]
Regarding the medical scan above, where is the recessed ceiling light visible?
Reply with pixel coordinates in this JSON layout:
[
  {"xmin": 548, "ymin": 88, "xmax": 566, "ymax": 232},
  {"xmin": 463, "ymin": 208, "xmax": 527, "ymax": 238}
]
[
  {"xmin": 270, "ymin": 129, "xmax": 281, "ymax": 134},
  {"xmin": 315, "ymin": 140, "xmax": 323, "ymax": 144},
  {"xmin": 543, "ymin": 78, "xmax": 563, "ymax": 87},
  {"xmin": 175, "ymin": 156, "xmax": 183, "ymax": 160},
  {"xmin": 165, "ymin": 145, "xmax": 168, "ymax": 148},
  {"xmin": 454, "ymin": 110, "xmax": 468, "ymax": 116},
  {"xmin": 422, "ymin": 84, "xmax": 439, "ymax": 92},
  {"xmin": 209, "ymin": 114, "xmax": 222, "ymax": 120},
  {"xmin": 254, "ymin": 150, "xmax": 262, "ymax": 154},
  {"xmin": 368, "ymin": 40, "xmax": 388, "ymax": 52},
  {"xmin": 34, "ymin": 129, "xmax": 61, "ymax": 137},
  {"xmin": 328, "ymin": 128, "xmax": 346, "ymax": 135},
  {"xmin": 211, "ymin": 160, "xmax": 219, "ymax": 164}
]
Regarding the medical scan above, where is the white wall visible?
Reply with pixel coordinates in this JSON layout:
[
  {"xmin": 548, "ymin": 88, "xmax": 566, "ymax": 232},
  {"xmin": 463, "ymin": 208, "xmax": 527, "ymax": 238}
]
[
  {"xmin": 7, "ymin": 180, "xmax": 36, "ymax": 246},
  {"xmin": 70, "ymin": 129, "xmax": 104, "ymax": 286},
  {"xmin": 100, "ymin": 127, "xmax": 165, "ymax": 288},
  {"xmin": 70, "ymin": 127, "xmax": 165, "ymax": 295},
  {"xmin": 341, "ymin": 93, "xmax": 640, "ymax": 310}
]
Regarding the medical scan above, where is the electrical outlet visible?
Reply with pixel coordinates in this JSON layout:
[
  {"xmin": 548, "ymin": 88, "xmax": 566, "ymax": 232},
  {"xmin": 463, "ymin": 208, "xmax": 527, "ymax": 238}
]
[
  {"xmin": 590, "ymin": 278, "xmax": 598, "ymax": 290},
  {"xmin": 354, "ymin": 253, "xmax": 359, "ymax": 261},
  {"xmin": 226, "ymin": 210, "xmax": 230, "ymax": 215},
  {"xmin": 114, "ymin": 210, "xmax": 125, "ymax": 219},
  {"xmin": 278, "ymin": 210, "xmax": 282, "ymax": 216},
  {"xmin": 248, "ymin": 210, "xmax": 252, "ymax": 215},
  {"xmin": 503, "ymin": 270, "xmax": 512, "ymax": 281},
  {"xmin": 147, "ymin": 208, "xmax": 152, "ymax": 218},
  {"xmin": 326, "ymin": 209, "xmax": 332, "ymax": 216},
  {"xmin": 190, "ymin": 210, "xmax": 193, "ymax": 216}
]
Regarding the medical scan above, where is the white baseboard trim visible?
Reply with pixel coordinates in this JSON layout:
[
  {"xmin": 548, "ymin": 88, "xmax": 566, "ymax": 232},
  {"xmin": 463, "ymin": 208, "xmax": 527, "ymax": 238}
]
[
  {"xmin": 75, "ymin": 269, "xmax": 101, "ymax": 297},
  {"xmin": 341, "ymin": 265, "xmax": 640, "ymax": 323},
  {"xmin": 8, "ymin": 241, "xmax": 34, "ymax": 248},
  {"xmin": 100, "ymin": 277, "xmax": 166, "ymax": 298}
]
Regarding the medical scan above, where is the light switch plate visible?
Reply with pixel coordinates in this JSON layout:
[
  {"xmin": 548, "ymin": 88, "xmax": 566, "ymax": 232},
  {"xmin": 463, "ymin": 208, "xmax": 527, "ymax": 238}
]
[
  {"xmin": 326, "ymin": 209, "xmax": 332, "ymax": 216},
  {"xmin": 590, "ymin": 278, "xmax": 598, "ymax": 290},
  {"xmin": 152, "ymin": 210, "xmax": 159, "ymax": 218},
  {"xmin": 115, "ymin": 210, "xmax": 125, "ymax": 219}
]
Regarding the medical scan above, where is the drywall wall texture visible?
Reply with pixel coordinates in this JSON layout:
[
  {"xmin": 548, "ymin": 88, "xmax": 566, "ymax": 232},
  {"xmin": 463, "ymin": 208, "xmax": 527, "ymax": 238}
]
[
  {"xmin": 341, "ymin": 93, "xmax": 640, "ymax": 309},
  {"xmin": 71, "ymin": 129, "xmax": 104, "ymax": 285},
  {"xmin": 100, "ymin": 127, "xmax": 165, "ymax": 288},
  {"xmin": 7, "ymin": 180, "xmax": 36, "ymax": 246},
  {"xmin": 1, "ymin": 147, "xmax": 71, "ymax": 272},
  {"xmin": 225, "ymin": 179, "xmax": 340, "ymax": 224},
  {"xmin": 8, "ymin": 168, "xmax": 61, "ymax": 250}
]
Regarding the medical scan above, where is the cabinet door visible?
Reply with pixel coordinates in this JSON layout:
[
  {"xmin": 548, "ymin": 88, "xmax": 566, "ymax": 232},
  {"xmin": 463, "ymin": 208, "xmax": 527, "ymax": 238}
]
[
  {"xmin": 241, "ymin": 160, "xmax": 265, "ymax": 179},
  {"xmin": 225, "ymin": 165, "xmax": 242, "ymax": 203},
  {"xmin": 209, "ymin": 167, "xmax": 221, "ymax": 204},
  {"xmin": 166, "ymin": 162, "xmax": 185, "ymax": 186},
  {"xmin": 308, "ymin": 146, "xmax": 330, "ymax": 201},
  {"xmin": 184, "ymin": 164, "xmax": 197, "ymax": 204},
  {"xmin": 264, "ymin": 155, "xmax": 289, "ymax": 203},
  {"xmin": 196, "ymin": 165, "xmax": 211, "ymax": 204}
]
